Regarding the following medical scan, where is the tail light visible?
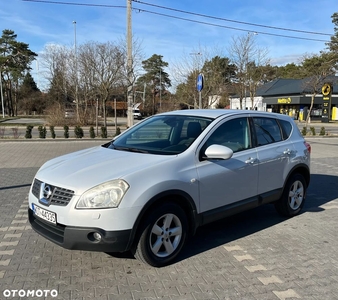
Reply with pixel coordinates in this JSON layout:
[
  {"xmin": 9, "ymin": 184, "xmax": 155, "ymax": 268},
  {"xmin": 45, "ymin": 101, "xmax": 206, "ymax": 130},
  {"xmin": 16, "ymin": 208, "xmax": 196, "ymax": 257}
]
[{"xmin": 304, "ymin": 141, "xmax": 311, "ymax": 154}]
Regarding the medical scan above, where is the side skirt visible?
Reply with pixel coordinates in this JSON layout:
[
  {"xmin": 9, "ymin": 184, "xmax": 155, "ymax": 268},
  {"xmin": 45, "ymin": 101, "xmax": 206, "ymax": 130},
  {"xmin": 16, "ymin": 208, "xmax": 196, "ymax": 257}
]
[{"xmin": 199, "ymin": 188, "xmax": 282, "ymax": 226}]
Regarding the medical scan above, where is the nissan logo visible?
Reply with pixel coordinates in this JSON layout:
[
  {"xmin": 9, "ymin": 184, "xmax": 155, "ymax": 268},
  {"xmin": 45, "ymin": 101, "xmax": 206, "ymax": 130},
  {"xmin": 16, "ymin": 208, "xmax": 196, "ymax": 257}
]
[{"xmin": 43, "ymin": 185, "xmax": 53, "ymax": 199}]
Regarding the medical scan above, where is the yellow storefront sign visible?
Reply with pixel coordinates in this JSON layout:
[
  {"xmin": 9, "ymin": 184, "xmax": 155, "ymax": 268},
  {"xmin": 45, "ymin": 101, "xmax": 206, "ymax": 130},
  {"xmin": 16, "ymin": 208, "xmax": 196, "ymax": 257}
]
[{"xmin": 278, "ymin": 97, "xmax": 292, "ymax": 104}]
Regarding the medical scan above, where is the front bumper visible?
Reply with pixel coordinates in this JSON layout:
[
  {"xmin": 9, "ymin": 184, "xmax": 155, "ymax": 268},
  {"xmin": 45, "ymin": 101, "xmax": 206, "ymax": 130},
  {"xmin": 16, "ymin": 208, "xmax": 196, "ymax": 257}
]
[{"xmin": 28, "ymin": 208, "xmax": 132, "ymax": 252}]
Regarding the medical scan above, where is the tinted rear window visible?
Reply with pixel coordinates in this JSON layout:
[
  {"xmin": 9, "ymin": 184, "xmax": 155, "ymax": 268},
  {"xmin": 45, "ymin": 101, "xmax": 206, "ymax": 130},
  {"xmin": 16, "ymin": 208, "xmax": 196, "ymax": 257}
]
[
  {"xmin": 253, "ymin": 117, "xmax": 282, "ymax": 146},
  {"xmin": 278, "ymin": 119, "xmax": 293, "ymax": 140}
]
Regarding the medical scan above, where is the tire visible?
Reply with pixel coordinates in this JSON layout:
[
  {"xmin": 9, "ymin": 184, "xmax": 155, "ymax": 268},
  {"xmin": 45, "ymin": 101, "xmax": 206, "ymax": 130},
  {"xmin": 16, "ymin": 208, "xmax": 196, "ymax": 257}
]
[
  {"xmin": 275, "ymin": 174, "xmax": 306, "ymax": 217},
  {"xmin": 133, "ymin": 203, "xmax": 188, "ymax": 267}
]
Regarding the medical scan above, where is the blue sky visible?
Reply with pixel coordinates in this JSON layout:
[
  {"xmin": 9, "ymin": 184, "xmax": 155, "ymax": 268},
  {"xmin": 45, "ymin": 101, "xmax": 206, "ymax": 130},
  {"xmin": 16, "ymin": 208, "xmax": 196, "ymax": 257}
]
[{"xmin": 0, "ymin": 0, "xmax": 336, "ymax": 90}]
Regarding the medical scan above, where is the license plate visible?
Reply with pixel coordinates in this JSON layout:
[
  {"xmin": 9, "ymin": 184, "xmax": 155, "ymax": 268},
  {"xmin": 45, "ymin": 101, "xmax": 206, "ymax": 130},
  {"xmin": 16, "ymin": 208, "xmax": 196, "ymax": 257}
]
[{"xmin": 32, "ymin": 204, "xmax": 56, "ymax": 225}]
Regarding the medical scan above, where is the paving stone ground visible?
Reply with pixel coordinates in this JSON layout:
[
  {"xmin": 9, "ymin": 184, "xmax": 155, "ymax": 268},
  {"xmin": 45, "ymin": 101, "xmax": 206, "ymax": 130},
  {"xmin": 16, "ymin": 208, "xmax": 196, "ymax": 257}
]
[{"xmin": 0, "ymin": 138, "xmax": 338, "ymax": 300}]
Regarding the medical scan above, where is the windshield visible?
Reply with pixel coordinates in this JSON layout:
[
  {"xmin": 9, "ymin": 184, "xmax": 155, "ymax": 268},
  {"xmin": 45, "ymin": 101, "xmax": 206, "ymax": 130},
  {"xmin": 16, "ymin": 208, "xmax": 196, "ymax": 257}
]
[{"xmin": 109, "ymin": 115, "xmax": 213, "ymax": 155}]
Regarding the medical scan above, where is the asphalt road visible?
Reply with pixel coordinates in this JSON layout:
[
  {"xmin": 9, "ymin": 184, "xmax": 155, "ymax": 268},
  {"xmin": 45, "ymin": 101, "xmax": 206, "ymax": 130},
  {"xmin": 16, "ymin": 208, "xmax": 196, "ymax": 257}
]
[{"xmin": 0, "ymin": 137, "xmax": 338, "ymax": 299}]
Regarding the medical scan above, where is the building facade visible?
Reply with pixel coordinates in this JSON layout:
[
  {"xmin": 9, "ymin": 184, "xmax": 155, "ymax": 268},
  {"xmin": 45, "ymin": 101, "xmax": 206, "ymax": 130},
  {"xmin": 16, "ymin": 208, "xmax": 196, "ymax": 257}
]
[{"xmin": 230, "ymin": 77, "xmax": 338, "ymax": 121}]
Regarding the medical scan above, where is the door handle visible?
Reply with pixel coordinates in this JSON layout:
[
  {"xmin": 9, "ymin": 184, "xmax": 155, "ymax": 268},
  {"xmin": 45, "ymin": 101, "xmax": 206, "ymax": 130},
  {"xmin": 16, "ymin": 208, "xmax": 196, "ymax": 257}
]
[
  {"xmin": 283, "ymin": 149, "xmax": 291, "ymax": 155},
  {"xmin": 245, "ymin": 157, "xmax": 256, "ymax": 164}
]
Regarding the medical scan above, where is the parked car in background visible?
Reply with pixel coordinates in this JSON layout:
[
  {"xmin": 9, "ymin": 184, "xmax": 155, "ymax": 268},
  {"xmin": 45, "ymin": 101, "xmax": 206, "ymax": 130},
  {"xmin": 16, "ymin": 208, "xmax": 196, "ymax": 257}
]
[
  {"xmin": 126, "ymin": 108, "xmax": 142, "ymax": 119},
  {"xmin": 65, "ymin": 109, "xmax": 75, "ymax": 118},
  {"xmin": 28, "ymin": 109, "xmax": 311, "ymax": 267}
]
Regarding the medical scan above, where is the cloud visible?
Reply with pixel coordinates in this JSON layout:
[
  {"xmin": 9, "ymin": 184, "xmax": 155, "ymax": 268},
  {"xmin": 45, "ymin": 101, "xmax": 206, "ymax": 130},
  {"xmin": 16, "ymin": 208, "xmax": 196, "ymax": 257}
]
[{"xmin": 270, "ymin": 54, "xmax": 304, "ymax": 66}]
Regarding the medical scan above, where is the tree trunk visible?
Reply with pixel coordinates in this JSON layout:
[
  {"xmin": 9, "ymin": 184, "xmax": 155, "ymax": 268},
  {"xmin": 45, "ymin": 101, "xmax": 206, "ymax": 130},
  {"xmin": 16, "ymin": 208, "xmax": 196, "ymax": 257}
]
[
  {"xmin": 152, "ymin": 92, "xmax": 155, "ymax": 115},
  {"xmin": 102, "ymin": 98, "xmax": 107, "ymax": 128},
  {"xmin": 305, "ymin": 94, "xmax": 315, "ymax": 128},
  {"xmin": 13, "ymin": 81, "xmax": 18, "ymax": 116},
  {"xmin": 5, "ymin": 81, "xmax": 14, "ymax": 117}
]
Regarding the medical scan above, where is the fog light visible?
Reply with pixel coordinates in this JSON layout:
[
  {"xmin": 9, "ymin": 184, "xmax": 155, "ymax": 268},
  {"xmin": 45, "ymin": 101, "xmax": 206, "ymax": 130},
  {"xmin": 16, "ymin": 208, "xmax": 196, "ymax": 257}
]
[
  {"xmin": 88, "ymin": 232, "xmax": 102, "ymax": 242},
  {"xmin": 93, "ymin": 232, "xmax": 102, "ymax": 242}
]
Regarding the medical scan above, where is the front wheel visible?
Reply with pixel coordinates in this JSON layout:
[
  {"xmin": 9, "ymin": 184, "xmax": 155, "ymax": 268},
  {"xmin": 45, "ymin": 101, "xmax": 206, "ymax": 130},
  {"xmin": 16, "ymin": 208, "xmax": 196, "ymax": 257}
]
[
  {"xmin": 133, "ymin": 203, "xmax": 188, "ymax": 267},
  {"xmin": 275, "ymin": 174, "xmax": 307, "ymax": 217}
]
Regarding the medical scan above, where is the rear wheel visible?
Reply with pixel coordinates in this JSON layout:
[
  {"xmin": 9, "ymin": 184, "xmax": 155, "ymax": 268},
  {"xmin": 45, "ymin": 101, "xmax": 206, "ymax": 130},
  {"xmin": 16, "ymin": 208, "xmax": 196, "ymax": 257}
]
[
  {"xmin": 133, "ymin": 203, "xmax": 188, "ymax": 267},
  {"xmin": 275, "ymin": 174, "xmax": 306, "ymax": 217}
]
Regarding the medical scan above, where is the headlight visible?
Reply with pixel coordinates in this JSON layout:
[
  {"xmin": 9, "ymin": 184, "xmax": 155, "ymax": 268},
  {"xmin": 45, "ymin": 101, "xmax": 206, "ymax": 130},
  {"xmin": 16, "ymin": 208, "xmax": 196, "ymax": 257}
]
[{"xmin": 76, "ymin": 180, "xmax": 129, "ymax": 209}]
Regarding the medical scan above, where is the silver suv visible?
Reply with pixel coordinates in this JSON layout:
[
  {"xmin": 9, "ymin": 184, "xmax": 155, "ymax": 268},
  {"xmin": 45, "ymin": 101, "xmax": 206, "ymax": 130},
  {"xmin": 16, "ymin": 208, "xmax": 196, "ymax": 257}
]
[{"xmin": 28, "ymin": 110, "xmax": 311, "ymax": 267}]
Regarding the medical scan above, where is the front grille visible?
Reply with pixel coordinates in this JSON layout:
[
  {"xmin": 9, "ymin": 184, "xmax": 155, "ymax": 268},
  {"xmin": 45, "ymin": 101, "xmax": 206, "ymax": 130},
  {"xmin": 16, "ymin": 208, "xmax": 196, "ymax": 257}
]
[
  {"xmin": 32, "ymin": 179, "xmax": 74, "ymax": 206},
  {"xmin": 32, "ymin": 179, "xmax": 41, "ymax": 198}
]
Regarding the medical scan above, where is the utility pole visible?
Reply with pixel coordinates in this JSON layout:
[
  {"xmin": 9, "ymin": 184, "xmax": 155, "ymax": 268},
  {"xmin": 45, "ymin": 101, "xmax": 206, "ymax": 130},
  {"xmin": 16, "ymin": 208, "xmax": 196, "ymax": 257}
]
[{"xmin": 126, "ymin": 0, "xmax": 133, "ymax": 127}]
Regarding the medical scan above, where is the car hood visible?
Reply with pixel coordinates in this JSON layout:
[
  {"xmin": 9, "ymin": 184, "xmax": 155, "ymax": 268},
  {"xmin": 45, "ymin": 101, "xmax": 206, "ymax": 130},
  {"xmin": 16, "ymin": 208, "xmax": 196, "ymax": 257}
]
[{"xmin": 36, "ymin": 146, "xmax": 175, "ymax": 194}]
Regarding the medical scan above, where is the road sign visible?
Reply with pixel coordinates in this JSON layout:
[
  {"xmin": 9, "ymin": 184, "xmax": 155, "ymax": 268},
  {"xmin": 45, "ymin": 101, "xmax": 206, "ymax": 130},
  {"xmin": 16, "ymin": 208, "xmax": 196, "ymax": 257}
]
[{"xmin": 197, "ymin": 73, "xmax": 204, "ymax": 92}]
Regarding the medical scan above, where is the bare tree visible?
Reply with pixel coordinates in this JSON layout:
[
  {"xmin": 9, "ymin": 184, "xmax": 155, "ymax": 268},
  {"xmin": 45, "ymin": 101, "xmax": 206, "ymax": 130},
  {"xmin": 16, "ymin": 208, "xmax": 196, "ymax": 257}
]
[
  {"xmin": 170, "ymin": 48, "xmax": 204, "ymax": 109},
  {"xmin": 41, "ymin": 44, "xmax": 70, "ymax": 105},
  {"xmin": 41, "ymin": 37, "xmax": 144, "ymax": 126},
  {"xmin": 117, "ymin": 36, "xmax": 145, "ymax": 89},
  {"xmin": 79, "ymin": 41, "xmax": 125, "ymax": 127},
  {"xmin": 170, "ymin": 45, "xmax": 230, "ymax": 109},
  {"xmin": 228, "ymin": 33, "xmax": 269, "ymax": 109}
]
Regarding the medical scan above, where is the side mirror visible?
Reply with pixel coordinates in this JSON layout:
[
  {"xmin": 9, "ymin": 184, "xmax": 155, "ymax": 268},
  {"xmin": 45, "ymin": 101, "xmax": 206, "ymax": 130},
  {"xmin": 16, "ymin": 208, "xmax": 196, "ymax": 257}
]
[{"xmin": 204, "ymin": 144, "xmax": 233, "ymax": 160}]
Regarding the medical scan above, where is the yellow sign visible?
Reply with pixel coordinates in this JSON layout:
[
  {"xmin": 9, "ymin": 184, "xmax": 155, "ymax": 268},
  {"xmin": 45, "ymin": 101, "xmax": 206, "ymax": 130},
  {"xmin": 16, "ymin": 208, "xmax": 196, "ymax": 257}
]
[
  {"xmin": 278, "ymin": 97, "xmax": 291, "ymax": 104},
  {"xmin": 322, "ymin": 83, "xmax": 331, "ymax": 96}
]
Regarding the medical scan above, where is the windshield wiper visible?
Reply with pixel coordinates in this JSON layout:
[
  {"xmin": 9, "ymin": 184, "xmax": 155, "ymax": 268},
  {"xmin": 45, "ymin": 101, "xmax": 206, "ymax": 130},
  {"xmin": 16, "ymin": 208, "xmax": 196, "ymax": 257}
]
[{"xmin": 112, "ymin": 145, "xmax": 149, "ymax": 154}]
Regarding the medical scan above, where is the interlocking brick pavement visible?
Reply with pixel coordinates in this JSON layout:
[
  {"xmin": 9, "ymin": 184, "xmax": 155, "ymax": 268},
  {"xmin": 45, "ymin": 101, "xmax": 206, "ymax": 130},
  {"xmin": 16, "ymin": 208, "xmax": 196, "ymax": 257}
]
[{"xmin": 0, "ymin": 138, "xmax": 338, "ymax": 300}]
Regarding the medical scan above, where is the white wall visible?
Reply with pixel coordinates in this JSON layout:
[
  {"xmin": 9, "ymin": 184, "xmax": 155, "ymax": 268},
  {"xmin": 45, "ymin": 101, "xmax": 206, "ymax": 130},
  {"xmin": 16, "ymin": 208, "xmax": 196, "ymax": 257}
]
[{"xmin": 230, "ymin": 96, "xmax": 265, "ymax": 110}]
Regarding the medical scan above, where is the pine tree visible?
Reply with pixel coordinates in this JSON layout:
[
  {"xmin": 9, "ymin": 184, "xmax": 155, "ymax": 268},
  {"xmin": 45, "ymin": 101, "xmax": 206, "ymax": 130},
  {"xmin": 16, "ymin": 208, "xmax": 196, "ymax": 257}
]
[
  {"xmin": 136, "ymin": 54, "xmax": 171, "ymax": 115},
  {"xmin": 326, "ymin": 13, "xmax": 338, "ymax": 72},
  {"xmin": 0, "ymin": 29, "xmax": 37, "ymax": 116}
]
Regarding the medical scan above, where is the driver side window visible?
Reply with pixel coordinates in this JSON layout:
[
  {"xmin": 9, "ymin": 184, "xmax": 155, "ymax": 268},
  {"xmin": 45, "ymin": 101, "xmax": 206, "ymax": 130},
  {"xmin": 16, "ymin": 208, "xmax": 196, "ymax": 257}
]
[{"xmin": 204, "ymin": 117, "xmax": 251, "ymax": 153}]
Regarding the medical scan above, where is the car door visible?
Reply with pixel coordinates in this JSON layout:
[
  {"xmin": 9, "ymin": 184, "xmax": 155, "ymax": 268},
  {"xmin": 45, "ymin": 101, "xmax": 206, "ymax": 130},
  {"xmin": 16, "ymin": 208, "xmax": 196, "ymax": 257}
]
[
  {"xmin": 196, "ymin": 116, "xmax": 259, "ymax": 213},
  {"xmin": 252, "ymin": 116, "xmax": 295, "ymax": 195}
]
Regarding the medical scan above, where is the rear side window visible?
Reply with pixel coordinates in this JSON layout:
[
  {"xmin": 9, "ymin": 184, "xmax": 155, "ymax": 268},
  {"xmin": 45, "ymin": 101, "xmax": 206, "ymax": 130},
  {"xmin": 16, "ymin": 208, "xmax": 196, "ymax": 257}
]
[
  {"xmin": 253, "ymin": 117, "xmax": 282, "ymax": 146},
  {"xmin": 278, "ymin": 119, "xmax": 293, "ymax": 140}
]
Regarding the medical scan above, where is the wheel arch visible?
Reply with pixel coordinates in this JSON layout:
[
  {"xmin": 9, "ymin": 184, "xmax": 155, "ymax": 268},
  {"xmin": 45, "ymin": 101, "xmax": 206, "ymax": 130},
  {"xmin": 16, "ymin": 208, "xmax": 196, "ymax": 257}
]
[
  {"xmin": 284, "ymin": 164, "xmax": 310, "ymax": 190},
  {"xmin": 275, "ymin": 164, "xmax": 309, "ymax": 217},
  {"xmin": 126, "ymin": 190, "xmax": 199, "ymax": 251}
]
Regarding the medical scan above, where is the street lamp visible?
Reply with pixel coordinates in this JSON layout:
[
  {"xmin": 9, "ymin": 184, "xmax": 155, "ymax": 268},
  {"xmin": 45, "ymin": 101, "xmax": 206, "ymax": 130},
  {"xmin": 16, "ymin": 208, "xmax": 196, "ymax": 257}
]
[
  {"xmin": 0, "ymin": 69, "xmax": 4, "ymax": 118},
  {"xmin": 244, "ymin": 51, "xmax": 248, "ymax": 110},
  {"xmin": 73, "ymin": 21, "xmax": 78, "ymax": 120}
]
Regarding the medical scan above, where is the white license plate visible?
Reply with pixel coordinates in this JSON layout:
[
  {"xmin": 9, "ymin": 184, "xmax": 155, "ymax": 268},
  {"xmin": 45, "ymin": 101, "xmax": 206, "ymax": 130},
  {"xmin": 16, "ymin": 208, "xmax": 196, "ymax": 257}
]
[{"xmin": 33, "ymin": 204, "xmax": 56, "ymax": 225}]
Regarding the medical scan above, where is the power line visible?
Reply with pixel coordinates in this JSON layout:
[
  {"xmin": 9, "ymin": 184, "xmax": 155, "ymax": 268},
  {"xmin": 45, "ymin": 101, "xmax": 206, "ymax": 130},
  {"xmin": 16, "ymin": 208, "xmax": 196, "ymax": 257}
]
[
  {"xmin": 134, "ymin": 8, "xmax": 329, "ymax": 42},
  {"xmin": 22, "ymin": 0, "xmax": 331, "ymax": 42},
  {"xmin": 133, "ymin": 0, "xmax": 332, "ymax": 37}
]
